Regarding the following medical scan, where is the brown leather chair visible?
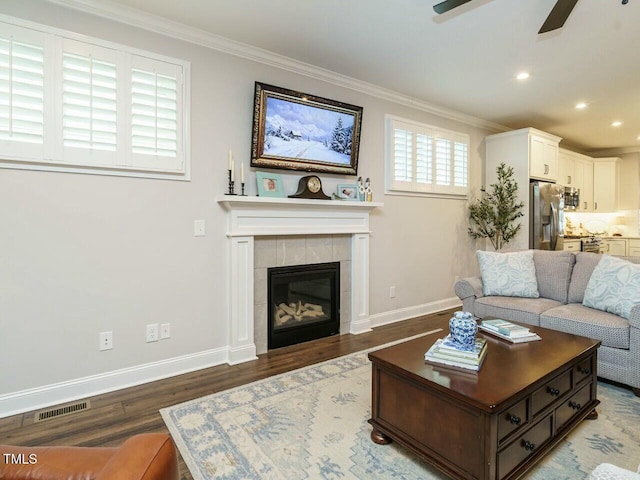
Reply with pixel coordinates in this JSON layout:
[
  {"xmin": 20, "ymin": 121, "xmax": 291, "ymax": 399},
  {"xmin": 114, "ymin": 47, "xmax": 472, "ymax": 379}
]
[{"xmin": 0, "ymin": 433, "xmax": 179, "ymax": 480}]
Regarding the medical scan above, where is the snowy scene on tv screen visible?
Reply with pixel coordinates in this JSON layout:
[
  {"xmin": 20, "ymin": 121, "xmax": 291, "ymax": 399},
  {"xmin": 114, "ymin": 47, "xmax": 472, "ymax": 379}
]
[{"xmin": 263, "ymin": 97, "xmax": 356, "ymax": 165}]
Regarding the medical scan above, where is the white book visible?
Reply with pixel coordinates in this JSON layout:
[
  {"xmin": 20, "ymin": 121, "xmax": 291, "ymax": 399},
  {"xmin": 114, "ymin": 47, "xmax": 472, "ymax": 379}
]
[{"xmin": 479, "ymin": 325, "xmax": 542, "ymax": 344}]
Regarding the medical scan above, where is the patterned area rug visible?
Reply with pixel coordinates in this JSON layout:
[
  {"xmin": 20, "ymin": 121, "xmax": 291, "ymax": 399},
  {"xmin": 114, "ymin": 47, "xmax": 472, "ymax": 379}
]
[{"xmin": 161, "ymin": 335, "xmax": 640, "ymax": 480}]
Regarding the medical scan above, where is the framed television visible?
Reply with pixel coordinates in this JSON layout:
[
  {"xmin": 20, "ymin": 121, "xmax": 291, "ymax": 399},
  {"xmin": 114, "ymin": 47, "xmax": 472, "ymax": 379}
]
[{"xmin": 250, "ymin": 82, "xmax": 363, "ymax": 176}]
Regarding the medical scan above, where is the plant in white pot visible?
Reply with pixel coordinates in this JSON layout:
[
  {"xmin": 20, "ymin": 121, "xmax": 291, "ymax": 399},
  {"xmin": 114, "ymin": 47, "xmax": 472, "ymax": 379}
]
[{"xmin": 468, "ymin": 162, "xmax": 524, "ymax": 251}]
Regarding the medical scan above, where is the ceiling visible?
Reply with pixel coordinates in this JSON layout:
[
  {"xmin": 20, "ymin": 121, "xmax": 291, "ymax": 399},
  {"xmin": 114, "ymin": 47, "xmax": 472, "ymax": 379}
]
[{"xmin": 91, "ymin": 0, "xmax": 639, "ymax": 152}]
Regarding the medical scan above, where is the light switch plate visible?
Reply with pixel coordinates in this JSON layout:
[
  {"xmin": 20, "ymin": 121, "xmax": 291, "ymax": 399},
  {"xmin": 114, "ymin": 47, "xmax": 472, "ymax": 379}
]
[{"xmin": 194, "ymin": 220, "xmax": 206, "ymax": 237}]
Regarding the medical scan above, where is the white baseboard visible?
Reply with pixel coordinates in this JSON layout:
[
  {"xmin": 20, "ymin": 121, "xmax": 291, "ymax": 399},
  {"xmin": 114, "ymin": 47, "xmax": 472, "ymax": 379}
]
[
  {"xmin": 370, "ymin": 297, "xmax": 461, "ymax": 329},
  {"xmin": 0, "ymin": 300, "xmax": 460, "ymax": 419},
  {"xmin": 0, "ymin": 347, "xmax": 229, "ymax": 419}
]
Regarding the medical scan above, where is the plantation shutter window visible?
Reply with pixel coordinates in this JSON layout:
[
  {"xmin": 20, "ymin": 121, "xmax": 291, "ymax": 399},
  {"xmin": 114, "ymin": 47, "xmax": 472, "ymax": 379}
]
[
  {"xmin": 0, "ymin": 18, "xmax": 190, "ymax": 180},
  {"xmin": 392, "ymin": 127, "xmax": 412, "ymax": 186},
  {"xmin": 386, "ymin": 115, "xmax": 469, "ymax": 197},
  {"xmin": 61, "ymin": 43, "xmax": 119, "ymax": 166},
  {"xmin": 130, "ymin": 56, "xmax": 183, "ymax": 172},
  {"xmin": 0, "ymin": 25, "xmax": 48, "ymax": 160}
]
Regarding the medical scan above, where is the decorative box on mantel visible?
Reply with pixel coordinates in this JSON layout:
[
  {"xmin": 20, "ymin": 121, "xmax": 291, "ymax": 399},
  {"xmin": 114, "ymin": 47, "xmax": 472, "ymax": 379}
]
[{"xmin": 218, "ymin": 195, "xmax": 383, "ymax": 365}]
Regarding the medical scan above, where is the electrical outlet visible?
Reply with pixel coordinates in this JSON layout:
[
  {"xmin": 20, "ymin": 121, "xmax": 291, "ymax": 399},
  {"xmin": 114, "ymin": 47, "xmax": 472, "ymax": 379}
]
[
  {"xmin": 99, "ymin": 331, "xmax": 113, "ymax": 351},
  {"xmin": 146, "ymin": 323, "xmax": 159, "ymax": 343},
  {"xmin": 160, "ymin": 323, "xmax": 171, "ymax": 340},
  {"xmin": 389, "ymin": 286, "xmax": 396, "ymax": 298}
]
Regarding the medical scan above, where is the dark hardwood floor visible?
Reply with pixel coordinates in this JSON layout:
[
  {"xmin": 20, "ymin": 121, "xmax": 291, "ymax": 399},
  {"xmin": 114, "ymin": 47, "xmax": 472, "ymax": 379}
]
[{"xmin": 0, "ymin": 309, "xmax": 454, "ymax": 479}]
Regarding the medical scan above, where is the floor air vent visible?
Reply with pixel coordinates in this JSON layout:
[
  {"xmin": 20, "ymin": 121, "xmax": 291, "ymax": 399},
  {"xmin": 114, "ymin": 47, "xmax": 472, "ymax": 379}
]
[{"xmin": 34, "ymin": 400, "xmax": 91, "ymax": 423}]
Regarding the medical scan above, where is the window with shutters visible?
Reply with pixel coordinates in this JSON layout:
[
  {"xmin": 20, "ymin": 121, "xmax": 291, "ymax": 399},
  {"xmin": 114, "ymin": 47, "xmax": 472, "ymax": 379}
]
[
  {"xmin": 385, "ymin": 115, "xmax": 469, "ymax": 197},
  {"xmin": 0, "ymin": 18, "xmax": 190, "ymax": 180}
]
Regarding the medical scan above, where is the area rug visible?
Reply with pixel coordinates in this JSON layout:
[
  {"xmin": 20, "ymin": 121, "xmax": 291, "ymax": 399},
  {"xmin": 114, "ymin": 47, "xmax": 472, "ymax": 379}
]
[{"xmin": 161, "ymin": 333, "xmax": 640, "ymax": 479}]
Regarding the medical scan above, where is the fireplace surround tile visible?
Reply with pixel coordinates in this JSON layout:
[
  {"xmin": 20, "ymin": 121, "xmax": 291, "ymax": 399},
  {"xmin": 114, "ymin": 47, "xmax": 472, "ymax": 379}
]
[
  {"xmin": 276, "ymin": 237, "xmax": 307, "ymax": 266},
  {"xmin": 255, "ymin": 237, "xmax": 276, "ymax": 268},
  {"xmin": 307, "ymin": 235, "xmax": 334, "ymax": 263}
]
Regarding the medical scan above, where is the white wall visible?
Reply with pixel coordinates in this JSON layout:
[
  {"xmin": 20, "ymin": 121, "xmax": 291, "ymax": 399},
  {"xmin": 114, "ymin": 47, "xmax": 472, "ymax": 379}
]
[{"xmin": 0, "ymin": 0, "xmax": 492, "ymax": 415}]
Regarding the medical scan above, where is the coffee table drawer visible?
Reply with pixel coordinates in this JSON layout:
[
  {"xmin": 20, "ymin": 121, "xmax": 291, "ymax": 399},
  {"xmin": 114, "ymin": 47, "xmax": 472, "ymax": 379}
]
[
  {"xmin": 498, "ymin": 398, "xmax": 528, "ymax": 442},
  {"xmin": 497, "ymin": 413, "xmax": 553, "ymax": 480},
  {"xmin": 573, "ymin": 357, "xmax": 594, "ymax": 386},
  {"xmin": 532, "ymin": 371, "xmax": 571, "ymax": 415},
  {"xmin": 556, "ymin": 383, "xmax": 592, "ymax": 430}
]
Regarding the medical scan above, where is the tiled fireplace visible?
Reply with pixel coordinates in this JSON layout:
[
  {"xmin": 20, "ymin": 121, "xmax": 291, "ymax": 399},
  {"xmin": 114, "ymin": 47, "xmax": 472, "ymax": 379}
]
[
  {"xmin": 255, "ymin": 236, "xmax": 350, "ymax": 354},
  {"xmin": 218, "ymin": 196, "xmax": 381, "ymax": 365}
]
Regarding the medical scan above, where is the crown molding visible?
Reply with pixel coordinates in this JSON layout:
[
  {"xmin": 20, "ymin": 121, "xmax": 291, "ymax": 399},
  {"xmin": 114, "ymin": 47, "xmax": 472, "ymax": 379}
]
[
  {"xmin": 44, "ymin": 0, "xmax": 507, "ymax": 134},
  {"xmin": 589, "ymin": 146, "xmax": 640, "ymax": 157}
]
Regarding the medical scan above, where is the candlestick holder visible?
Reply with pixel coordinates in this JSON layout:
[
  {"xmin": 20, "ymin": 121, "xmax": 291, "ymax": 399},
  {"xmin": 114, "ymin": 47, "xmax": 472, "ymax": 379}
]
[
  {"xmin": 240, "ymin": 182, "xmax": 246, "ymax": 196},
  {"xmin": 227, "ymin": 169, "xmax": 237, "ymax": 195}
]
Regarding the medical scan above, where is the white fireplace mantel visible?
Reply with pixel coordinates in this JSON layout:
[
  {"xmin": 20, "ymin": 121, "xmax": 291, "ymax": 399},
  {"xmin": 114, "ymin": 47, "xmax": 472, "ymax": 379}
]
[{"xmin": 218, "ymin": 195, "xmax": 382, "ymax": 365}]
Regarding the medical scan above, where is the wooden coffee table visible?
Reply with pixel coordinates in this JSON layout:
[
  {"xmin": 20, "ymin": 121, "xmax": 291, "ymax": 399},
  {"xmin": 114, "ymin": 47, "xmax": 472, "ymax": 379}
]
[{"xmin": 368, "ymin": 321, "xmax": 600, "ymax": 480}]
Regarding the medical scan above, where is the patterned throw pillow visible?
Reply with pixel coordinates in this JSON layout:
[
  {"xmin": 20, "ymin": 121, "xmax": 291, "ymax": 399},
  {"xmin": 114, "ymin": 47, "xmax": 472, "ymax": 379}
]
[
  {"xmin": 477, "ymin": 250, "xmax": 540, "ymax": 298},
  {"xmin": 583, "ymin": 255, "xmax": 640, "ymax": 319}
]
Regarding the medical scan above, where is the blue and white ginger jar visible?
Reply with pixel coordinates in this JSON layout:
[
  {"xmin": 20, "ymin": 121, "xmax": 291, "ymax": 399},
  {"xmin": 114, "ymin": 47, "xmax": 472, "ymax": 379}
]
[{"xmin": 448, "ymin": 311, "xmax": 478, "ymax": 351}]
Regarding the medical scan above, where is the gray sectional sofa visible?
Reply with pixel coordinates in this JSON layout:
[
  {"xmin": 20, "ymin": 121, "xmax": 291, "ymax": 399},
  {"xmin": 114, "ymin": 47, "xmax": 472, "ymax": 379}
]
[{"xmin": 455, "ymin": 250, "xmax": 640, "ymax": 395}]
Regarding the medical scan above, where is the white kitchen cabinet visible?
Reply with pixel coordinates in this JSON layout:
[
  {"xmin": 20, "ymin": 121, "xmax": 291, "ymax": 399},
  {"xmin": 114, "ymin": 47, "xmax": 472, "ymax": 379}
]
[
  {"xmin": 629, "ymin": 240, "xmax": 640, "ymax": 257},
  {"xmin": 593, "ymin": 158, "xmax": 619, "ymax": 212},
  {"xmin": 529, "ymin": 132, "xmax": 559, "ymax": 182},
  {"xmin": 601, "ymin": 239, "xmax": 627, "ymax": 256},
  {"xmin": 580, "ymin": 157, "xmax": 594, "ymax": 211},
  {"xmin": 485, "ymin": 128, "xmax": 562, "ymax": 250},
  {"xmin": 563, "ymin": 239, "xmax": 581, "ymax": 252},
  {"xmin": 558, "ymin": 150, "xmax": 575, "ymax": 187}
]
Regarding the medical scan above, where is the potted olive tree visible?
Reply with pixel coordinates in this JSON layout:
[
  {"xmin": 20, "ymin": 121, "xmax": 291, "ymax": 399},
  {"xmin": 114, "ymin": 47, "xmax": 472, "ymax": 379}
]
[{"xmin": 468, "ymin": 163, "xmax": 524, "ymax": 250}]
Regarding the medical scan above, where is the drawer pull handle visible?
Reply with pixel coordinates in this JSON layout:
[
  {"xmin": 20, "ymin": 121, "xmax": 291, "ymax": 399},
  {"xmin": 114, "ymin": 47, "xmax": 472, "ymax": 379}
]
[
  {"xmin": 522, "ymin": 440, "xmax": 536, "ymax": 451},
  {"xmin": 569, "ymin": 401, "xmax": 582, "ymax": 411},
  {"xmin": 578, "ymin": 367, "xmax": 590, "ymax": 375},
  {"xmin": 547, "ymin": 386, "xmax": 560, "ymax": 396},
  {"xmin": 508, "ymin": 414, "xmax": 522, "ymax": 425}
]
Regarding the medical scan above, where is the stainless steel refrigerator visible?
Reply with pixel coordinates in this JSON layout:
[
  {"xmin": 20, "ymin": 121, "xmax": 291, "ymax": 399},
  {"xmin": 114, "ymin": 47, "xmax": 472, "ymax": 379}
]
[{"xmin": 529, "ymin": 181, "xmax": 565, "ymax": 251}]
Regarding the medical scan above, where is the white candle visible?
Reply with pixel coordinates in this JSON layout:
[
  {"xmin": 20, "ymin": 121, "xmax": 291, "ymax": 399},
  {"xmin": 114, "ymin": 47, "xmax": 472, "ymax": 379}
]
[
  {"xmin": 228, "ymin": 150, "xmax": 232, "ymax": 171},
  {"xmin": 241, "ymin": 163, "xmax": 245, "ymax": 183}
]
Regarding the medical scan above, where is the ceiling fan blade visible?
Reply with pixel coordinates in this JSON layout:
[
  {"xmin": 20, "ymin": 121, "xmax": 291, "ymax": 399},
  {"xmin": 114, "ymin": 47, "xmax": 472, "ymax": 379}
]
[
  {"xmin": 433, "ymin": 0, "xmax": 473, "ymax": 15},
  {"xmin": 538, "ymin": 0, "xmax": 579, "ymax": 34}
]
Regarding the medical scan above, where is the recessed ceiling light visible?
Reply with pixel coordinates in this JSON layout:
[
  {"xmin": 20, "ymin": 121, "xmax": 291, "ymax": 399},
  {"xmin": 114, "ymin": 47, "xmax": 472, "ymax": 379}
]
[
  {"xmin": 611, "ymin": 121, "xmax": 623, "ymax": 127},
  {"xmin": 575, "ymin": 102, "xmax": 587, "ymax": 109},
  {"xmin": 515, "ymin": 71, "xmax": 530, "ymax": 81}
]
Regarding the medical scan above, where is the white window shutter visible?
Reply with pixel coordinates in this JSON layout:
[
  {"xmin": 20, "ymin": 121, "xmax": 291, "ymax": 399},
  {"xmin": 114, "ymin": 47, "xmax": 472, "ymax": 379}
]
[
  {"xmin": 435, "ymin": 137, "xmax": 451, "ymax": 186},
  {"xmin": 62, "ymin": 52, "xmax": 117, "ymax": 152},
  {"xmin": 130, "ymin": 55, "xmax": 183, "ymax": 173},
  {"xmin": 0, "ymin": 25, "xmax": 47, "ymax": 160},
  {"xmin": 453, "ymin": 140, "xmax": 468, "ymax": 187}
]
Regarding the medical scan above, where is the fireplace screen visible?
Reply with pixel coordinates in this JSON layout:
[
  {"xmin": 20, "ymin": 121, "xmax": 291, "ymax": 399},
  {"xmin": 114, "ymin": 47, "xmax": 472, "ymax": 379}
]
[{"xmin": 268, "ymin": 262, "xmax": 340, "ymax": 349}]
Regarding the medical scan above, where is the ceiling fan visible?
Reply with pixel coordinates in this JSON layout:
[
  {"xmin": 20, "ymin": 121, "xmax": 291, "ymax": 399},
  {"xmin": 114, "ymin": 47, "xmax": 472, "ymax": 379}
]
[{"xmin": 433, "ymin": 0, "xmax": 627, "ymax": 34}]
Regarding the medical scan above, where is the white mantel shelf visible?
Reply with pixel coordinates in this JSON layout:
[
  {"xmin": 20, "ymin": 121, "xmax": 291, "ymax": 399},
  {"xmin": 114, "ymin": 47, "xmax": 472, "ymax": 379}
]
[
  {"xmin": 218, "ymin": 194, "xmax": 382, "ymax": 365},
  {"xmin": 217, "ymin": 195, "xmax": 383, "ymax": 237}
]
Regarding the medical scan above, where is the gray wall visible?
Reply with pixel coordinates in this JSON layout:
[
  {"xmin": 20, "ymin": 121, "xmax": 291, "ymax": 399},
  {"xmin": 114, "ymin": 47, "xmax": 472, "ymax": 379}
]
[{"xmin": 0, "ymin": 0, "xmax": 490, "ymax": 408}]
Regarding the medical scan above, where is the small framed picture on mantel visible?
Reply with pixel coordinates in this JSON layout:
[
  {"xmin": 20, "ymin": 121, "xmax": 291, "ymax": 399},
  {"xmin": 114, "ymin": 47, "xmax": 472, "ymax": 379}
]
[{"xmin": 256, "ymin": 171, "xmax": 285, "ymax": 198}]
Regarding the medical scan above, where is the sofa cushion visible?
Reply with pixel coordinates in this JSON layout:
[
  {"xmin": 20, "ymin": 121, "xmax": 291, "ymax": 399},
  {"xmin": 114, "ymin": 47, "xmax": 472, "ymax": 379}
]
[
  {"xmin": 477, "ymin": 250, "xmax": 539, "ymax": 298},
  {"xmin": 568, "ymin": 252, "xmax": 603, "ymax": 304},
  {"xmin": 583, "ymin": 255, "xmax": 640, "ymax": 320},
  {"xmin": 541, "ymin": 303, "xmax": 630, "ymax": 349},
  {"xmin": 533, "ymin": 250, "xmax": 575, "ymax": 304},
  {"xmin": 474, "ymin": 296, "xmax": 562, "ymax": 327}
]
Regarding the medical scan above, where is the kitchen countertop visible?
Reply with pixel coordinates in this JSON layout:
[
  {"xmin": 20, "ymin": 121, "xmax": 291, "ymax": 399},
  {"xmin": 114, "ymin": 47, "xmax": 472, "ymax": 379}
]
[{"xmin": 564, "ymin": 235, "xmax": 640, "ymax": 240}]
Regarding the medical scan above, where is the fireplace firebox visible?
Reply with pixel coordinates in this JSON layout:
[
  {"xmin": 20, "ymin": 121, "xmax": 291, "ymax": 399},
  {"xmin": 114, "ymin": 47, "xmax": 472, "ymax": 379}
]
[{"xmin": 268, "ymin": 262, "xmax": 340, "ymax": 349}]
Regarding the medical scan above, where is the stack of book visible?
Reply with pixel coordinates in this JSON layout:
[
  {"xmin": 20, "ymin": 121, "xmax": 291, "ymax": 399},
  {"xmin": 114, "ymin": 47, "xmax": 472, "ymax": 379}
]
[
  {"xmin": 424, "ymin": 335, "xmax": 488, "ymax": 372},
  {"xmin": 479, "ymin": 319, "xmax": 541, "ymax": 343}
]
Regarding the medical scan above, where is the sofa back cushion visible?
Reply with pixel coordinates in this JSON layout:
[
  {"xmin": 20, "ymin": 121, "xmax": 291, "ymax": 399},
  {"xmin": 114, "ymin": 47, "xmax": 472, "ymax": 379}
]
[
  {"xmin": 533, "ymin": 250, "xmax": 575, "ymax": 303},
  {"xmin": 569, "ymin": 252, "xmax": 640, "ymax": 304},
  {"xmin": 568, "ymin": 252, "xmax": 605, "ymax": 304}
]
